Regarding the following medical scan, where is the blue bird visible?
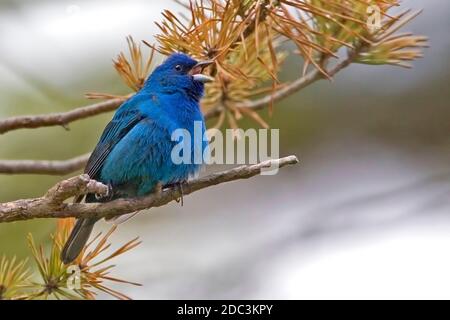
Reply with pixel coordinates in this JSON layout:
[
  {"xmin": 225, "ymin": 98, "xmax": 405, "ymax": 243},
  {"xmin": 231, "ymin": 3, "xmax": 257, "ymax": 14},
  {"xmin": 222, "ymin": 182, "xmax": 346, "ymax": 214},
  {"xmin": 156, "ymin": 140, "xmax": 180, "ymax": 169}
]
[{"xmin": 61, "ymin": 53, "xmax": 212, "ymax": 264}]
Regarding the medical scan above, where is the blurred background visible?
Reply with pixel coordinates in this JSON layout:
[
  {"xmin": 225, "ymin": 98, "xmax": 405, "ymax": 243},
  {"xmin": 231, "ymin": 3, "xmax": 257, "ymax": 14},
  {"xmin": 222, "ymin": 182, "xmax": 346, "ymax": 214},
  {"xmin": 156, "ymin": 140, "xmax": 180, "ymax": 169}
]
[{"xmin": 0, "ymin": 0, "xmax": 449, "ymax": 299}]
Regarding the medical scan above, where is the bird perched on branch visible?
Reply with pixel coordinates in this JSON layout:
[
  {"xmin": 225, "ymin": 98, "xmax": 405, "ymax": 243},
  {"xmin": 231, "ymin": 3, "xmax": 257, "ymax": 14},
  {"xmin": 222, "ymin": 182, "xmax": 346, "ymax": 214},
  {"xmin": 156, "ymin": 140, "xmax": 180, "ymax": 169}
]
[{"xmin": 61, "ymin": 53, "xmax": 212, "ymax": 264}]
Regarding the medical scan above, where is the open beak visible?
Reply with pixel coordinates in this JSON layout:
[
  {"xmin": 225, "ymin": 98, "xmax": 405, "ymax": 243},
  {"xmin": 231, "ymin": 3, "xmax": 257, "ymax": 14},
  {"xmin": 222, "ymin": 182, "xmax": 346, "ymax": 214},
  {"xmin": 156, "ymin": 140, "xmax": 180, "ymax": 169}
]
[{"xmin": 190, "ymin": 60, "xmax": 214, "ymax": 83}]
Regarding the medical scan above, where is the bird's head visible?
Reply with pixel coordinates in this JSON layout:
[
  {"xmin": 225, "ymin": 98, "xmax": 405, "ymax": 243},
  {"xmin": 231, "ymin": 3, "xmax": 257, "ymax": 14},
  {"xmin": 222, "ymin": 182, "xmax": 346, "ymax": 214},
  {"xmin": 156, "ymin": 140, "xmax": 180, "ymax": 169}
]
[{"xmin": 145, "ymin": 53, "xmax": 214, "ymax": 101}]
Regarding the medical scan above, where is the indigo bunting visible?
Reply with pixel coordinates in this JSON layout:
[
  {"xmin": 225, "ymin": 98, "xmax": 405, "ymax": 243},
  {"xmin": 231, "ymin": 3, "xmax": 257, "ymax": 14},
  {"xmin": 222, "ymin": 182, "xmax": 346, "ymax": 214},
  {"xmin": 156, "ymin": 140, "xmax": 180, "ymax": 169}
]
[{"xmin": 61, "ymin": 53, "xmax": 212, "ymax": 264}]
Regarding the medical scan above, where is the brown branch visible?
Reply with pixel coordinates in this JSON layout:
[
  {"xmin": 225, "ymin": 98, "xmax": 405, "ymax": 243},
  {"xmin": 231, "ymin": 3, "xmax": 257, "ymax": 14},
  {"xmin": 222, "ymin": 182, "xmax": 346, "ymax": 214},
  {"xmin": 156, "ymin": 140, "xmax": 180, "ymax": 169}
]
[
  {"xmin": 0, "ymin": 156, "xmax": 299, "ymax": 223},
  {"xmin": 243, "ymin": 52, "xmax": 355, "ymax": 109},
  {"xmin": 204, "ymin": 51, "xmax": 355, "ymax": 119},
  {"xmin": 0, "ymin": 98, "xmax": 124, "ymax": 134},
  {"xmin": 44, "ymin": 174, "xmax": 109, "ymax": 205},
  {"xmin": 0, "ymin": 154, "xmax": 90, "ymax": 175}
]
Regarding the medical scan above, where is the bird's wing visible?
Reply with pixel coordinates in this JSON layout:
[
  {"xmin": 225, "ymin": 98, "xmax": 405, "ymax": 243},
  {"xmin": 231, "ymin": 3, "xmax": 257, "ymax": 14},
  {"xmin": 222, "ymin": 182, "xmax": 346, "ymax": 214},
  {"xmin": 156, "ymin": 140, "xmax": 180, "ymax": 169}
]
[
  {"xmin": 74, "ymin": 101, "xmax": 144, "ymax": 204},
  {"xmin": 85, "ymin": 107, "xmax": 144, "ymax": 180}
]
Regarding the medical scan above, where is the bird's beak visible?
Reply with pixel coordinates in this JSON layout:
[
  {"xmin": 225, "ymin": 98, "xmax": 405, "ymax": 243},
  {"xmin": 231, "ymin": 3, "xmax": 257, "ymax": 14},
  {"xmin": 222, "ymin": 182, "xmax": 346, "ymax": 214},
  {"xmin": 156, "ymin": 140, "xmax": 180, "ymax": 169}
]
[{"xmin": 190, "ymin": 60, "xmax": 214, "ymax": 83}]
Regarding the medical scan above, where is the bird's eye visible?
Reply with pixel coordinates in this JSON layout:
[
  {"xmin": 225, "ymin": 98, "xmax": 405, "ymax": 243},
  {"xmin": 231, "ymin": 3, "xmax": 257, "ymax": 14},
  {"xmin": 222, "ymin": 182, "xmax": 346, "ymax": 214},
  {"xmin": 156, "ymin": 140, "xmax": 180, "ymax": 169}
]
[{"xmin": 175, "ymin": 65, "xmax": 182, "ymax": 71}]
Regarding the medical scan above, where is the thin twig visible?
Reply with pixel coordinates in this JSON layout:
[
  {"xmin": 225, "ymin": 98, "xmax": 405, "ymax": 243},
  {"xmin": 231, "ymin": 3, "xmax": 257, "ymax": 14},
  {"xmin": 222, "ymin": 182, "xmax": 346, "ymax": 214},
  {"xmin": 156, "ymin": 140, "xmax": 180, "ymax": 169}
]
[{"xmin": 0, "ymin": 156, "xmax": 299, "ymax": 223}]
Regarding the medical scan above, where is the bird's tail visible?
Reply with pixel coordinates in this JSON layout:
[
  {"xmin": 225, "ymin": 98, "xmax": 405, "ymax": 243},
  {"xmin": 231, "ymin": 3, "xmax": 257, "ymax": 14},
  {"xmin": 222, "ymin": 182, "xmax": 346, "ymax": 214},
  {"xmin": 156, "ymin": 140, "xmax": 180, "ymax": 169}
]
[{"xmin": 61, "ymin": 218, "xmax": 97, "ymax": 264}]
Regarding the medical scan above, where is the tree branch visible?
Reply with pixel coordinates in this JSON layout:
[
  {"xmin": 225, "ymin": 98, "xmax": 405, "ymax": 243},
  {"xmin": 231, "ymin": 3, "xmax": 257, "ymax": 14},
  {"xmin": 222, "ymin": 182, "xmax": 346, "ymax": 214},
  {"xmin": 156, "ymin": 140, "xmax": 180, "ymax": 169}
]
[
  {"xmin": 0, "ymin": 98, "xmax": 124, "ymax": 135},
  {"xmin": 204, "ymin": 51, "xmax": 355, "ymax": 118},
  {"xmin": 0, "ymin": 155, "xmax": 298, "ymax": 223},
  {"xmin": 235, "ymin": 55, "xmax": 353, "ymax": 110},
  {"xmin": 0, "ymin": 154, "xmax": 90, "ymax": 175}
]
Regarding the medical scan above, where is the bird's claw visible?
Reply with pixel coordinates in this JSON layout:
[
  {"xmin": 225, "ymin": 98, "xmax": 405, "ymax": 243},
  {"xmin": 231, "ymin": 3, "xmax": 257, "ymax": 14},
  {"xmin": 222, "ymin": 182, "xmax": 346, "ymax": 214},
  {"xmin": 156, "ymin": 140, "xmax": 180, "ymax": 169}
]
[
  {"xmin": 177, "ymin": 182, "xmax": 184, "ymax": 207},
  {"xmin": 95, "ymin": 183, "xmax": 113, "ymax": 201},
  {"xmin": 163, "ymin": 181, "xmax": 185, "ymax": 206}
]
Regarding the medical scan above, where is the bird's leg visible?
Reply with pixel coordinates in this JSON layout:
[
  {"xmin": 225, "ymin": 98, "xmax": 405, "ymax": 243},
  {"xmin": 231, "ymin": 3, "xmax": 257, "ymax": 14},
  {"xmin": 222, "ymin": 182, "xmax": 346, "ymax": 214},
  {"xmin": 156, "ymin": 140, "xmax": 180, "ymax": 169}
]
[{"xmin": 154, "ymin": 182, "xmax": 163, "ymax": 196}]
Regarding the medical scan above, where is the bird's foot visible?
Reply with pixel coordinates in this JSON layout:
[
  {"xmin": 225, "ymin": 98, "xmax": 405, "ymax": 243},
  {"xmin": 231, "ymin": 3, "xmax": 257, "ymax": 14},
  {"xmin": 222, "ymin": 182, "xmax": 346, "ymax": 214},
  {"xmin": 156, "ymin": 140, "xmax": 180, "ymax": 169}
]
[
  {"xmin": 164, "ymin": 181, "xmax": 185, "ymax": 206},
  {"xmin": 95, "ymin": 183, "xmax": 113, "ymax": 201}
]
